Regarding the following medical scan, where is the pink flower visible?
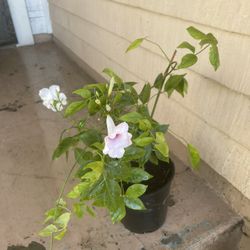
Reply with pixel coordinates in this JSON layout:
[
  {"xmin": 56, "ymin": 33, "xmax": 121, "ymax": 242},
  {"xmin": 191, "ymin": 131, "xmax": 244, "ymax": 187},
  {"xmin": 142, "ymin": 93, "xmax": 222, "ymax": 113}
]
[{"xmin": 103, "ymin": 115, "xmax": 132, "ymax": 158}]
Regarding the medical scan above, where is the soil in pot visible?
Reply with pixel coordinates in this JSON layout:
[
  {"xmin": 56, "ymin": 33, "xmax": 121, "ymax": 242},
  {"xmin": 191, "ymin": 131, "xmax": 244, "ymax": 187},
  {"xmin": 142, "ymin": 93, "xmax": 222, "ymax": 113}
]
[{"xmin": 122, "ymin": 160, "xmax": 175, "ymax": 234}]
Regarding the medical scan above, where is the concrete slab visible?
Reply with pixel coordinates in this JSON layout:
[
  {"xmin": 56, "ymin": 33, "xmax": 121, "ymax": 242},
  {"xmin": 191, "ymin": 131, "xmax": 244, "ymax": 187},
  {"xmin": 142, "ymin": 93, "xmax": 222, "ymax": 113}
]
[{"xmin": 0, "ymin": 42, "xmax": 243, "ymax": 250}]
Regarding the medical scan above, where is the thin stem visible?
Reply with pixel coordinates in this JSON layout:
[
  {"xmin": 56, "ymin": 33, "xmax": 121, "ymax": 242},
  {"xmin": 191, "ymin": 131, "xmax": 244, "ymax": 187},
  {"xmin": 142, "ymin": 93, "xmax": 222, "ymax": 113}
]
[
  {"xmin": 163, "ymin": 50, "xmax": 177, "ymax": 77},
  {"xmin": 49, "ymin": 161, "xmax": 77, "ymax": 250},
  {"xmin": 49, "ymin": 234, "xmax": 54, "ymax": 250},
  {"xmin": 59, "ymin": 126, "xmax": 77, "ymax": 141},
  {"xmin": 145, "ymin": 38, "xmax": 170, "ymax": 62},
  {"xmin": 150, "ymin": 89, "xmax": 162, "ymax": 118},
  {"xmin": 57, "ymin": 162, "xmax": 77, "ymax": 203},
  {"xmin": 148, "ymin": 92, "xmax": 163, "ymax": 101},
  {"xmin": 195, "ymin": 44, "xmax": 210, "ymax": 56},
  {"xmin": 151, "ymin": 50, "xmax": 177, "ymax": 118}
]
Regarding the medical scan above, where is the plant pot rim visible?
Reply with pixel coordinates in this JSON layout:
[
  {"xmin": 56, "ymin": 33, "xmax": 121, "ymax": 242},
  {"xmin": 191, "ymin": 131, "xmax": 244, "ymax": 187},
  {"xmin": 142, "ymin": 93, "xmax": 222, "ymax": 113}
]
[{"xmin": 141, "ymin": 158, "xmax": 175, "ymax": 199}]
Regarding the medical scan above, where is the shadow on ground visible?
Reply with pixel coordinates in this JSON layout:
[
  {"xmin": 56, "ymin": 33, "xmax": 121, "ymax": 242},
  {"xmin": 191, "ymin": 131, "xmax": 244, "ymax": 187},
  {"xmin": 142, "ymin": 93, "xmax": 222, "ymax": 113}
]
[{"xmin": 7, "ymin": 241, "xmax": 45, "ymax": 250}]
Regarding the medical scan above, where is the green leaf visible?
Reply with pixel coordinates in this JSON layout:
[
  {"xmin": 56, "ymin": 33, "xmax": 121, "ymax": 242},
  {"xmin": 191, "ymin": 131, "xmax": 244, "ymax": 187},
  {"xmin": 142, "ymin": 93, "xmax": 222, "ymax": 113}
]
[
  {"xmin": 154, "ymin": 142, "xmax": 169, "ymax": 158},
  {"xmin": 178, "ymin": 54, "xmax": 198, "ymax": 69},
  {"xmin": 44, "ymin": 208, "xmax": 62, "ymax": 223},
  {"xmin": 74, "ymin": 148, "xmax": 93, "ymax": 166},
  {"xmin": 110, "ymin": 199, "xmax": 126, "ymax": 223},
  {"xmin": 139, "ymin": 119, "xmax": 152, "ymax": 131},
  {"xmin": 113, "ymin": 92, "xmax": 122, "ymax": 104},
  {"xmin": 85, "ymin": 83, "xmax": 107, "ymax": 93},
  {"xmin": 200, "ymin": 33, "xmax": 218, "ymax": 47},
  {"xmin": 155, "ymin": 132, "xmax": 165, "ymax": 144},
  {"xmin": 53, "ymin": 136, "xmax": 78, "ymax": 160},
  {"xmin": 83, "ymin": 171, "xmax": 101, "ymax": 183},
  {"xmin": 177, "ymin": 41, "xmax": 195, "ymax": 53},
  {"xmin": 88, "ymin": 99, "xmax": 100, "ymax": 115},
  {"xmin": 209, "ymin": 45, "xmax": 220, "ymax": 71},
  {"xmin": 64, "ymin": 101, "xmax": 86, "ymax": 117},
  {"xmin": 57, "ymin": 198, "xmax": 66, "ymax": 207},
  {"xmin": 126, "ymin": 37, "xmax": 145, "ymax": 53},
  {"xmin": 67, "ymin": 182, "xmax": 89, "ymax": 198},
  {"xmin": 139, "ymin": 83, "xmax": 151, "ymax": 104},
  {"xmin": 126, "ymin": 184, "xmax": 147, "ymax": 198},
  {"xmin": 165, "ymin": 74, "xmax": 186, "ymax": 97},
  {"xmin": 155, "ymin": 150, "xmax": 169, "ymax": 163},
  {"xmin": 134, "ymin": 137, "xmax": 154, "ymax": 147},
  {"xmin": 123, "ymin": 146, "xmax": 145, "ymax": 161},
  {"xmin": 187, "ymin": 26, "xmax": 207, "ymax": 40},
  {"xmin": 73, "ymin": 88, "xmax": 91, "ymax": 99},
  {"xmin": 54, "ymin": 228, "xmax": 66, "ymax": 240},
  {"xmin": 140, "ymin": 144, "xmax": 152, "ymax": 164},
  {"xmin": 206, "ymin": 33, "xmax": 218, "ymax": 45},
  {"xmin": 153, "ymin": 73, "xmax": 164, "ymax": 89},
  {"xmin": 85, "ymin": 161, "xmax": 103, "ymax": 174},
  {"xmin": 85, "ymin": 176, "xmax": 105, "ymax": 199},
  {"xmin": 174, "ymin": 78, "xmax": 188, "ymax": 97},
  {"xmin": 86, "ymin": 206, "xmax": 96, "ymax": 217},
  {"xmin": 187, "ymin": 144, "xmax": 200, "ymax": 170},
  {"xmin": 104, "ymin": 179, "xmax": 121, "ymax": 211},
  {"xmin": 125, "ymin": 168, "xmax": 152, "ymax": 183},
  {"xmin": 119, "ymin": 112, "xmax": 143, "ymax": 123},
  {"xmin": 124, "ymin": 197, "xmax": 145, "ymax": 210},
  {"xmin": 77, "ymin": 119, "xmax": 86, "ymax": 129},
  {"xmin": 91, "ymin": 142, "xmax": 104, "ymax": 151},
  {"xmin": 73, "ymin": 203, "xmax": 84, "ymax": 218},
  {"xmin": 149, "ymin": 152, "xmax": 158, "ymax": 165},
  {"xmin": 153, "ymin": 124, "xmax": 169, "ymax": 133},
  {"xmin": 55, "ymin": 212, "xmax": 70, "ymax": 228},
  {"xmin": 103, "ymin": 68, "xmax": 123, "ymax": 84},
  {"xmin": 137, "ymin": 105, "xmax": 150, "ymax": 117},
  {"xmin": 78, "ymin": 129, "xmax": 102, "ymax": 146},
  {"xmin": 39, "ymin": 224, "xmax": 58, "ymax": 237}
]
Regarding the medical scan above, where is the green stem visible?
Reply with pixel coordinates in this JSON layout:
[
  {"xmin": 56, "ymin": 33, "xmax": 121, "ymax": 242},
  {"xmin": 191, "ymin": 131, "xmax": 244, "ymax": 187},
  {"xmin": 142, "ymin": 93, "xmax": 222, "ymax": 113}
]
[
  {"xmin": 195, "ymin": 44, "xmax": 210, "ymax": 56},
  {"xmin": 57, "ymin": 162, "xmax": 77, "ymax": 203},
  {"xmin": 48, "ymin": 162, "xmax": 77, "ymax": 250},
  {"xmin": 151, "ymin": 50, "xmax": 177, "ymax": 118},
  {"xmin": 150, "ymin": 88, "xmax": 162, "ymax": 118},
  {"xmin": 49, "ymin": 234, "xmax": 54, "ymax": 250},
  {"xmin": 145, "ymin": 38, "xmax": 170, "ymax": 61}
]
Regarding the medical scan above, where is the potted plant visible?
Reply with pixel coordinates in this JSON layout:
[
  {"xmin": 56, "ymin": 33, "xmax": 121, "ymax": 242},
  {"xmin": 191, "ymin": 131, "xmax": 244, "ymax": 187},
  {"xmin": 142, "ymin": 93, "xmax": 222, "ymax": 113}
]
[{"xmin": 38, "ymin": 26, "xmax": 219, "ymax": 249}]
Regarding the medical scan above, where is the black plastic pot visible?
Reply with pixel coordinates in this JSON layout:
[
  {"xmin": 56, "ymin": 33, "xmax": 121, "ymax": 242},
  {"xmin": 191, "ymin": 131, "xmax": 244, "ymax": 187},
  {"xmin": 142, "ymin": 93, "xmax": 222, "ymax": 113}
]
[{"xmin": 122, "ymin": 159, "xmax": 175, "ymax": 233}]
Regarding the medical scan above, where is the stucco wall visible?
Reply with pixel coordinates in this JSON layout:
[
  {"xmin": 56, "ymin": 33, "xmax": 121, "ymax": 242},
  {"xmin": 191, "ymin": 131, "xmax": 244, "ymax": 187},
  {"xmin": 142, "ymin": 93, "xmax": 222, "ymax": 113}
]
[{"xmin": 48, "ymin": 0, "xmax": 250, "ymax": 200}]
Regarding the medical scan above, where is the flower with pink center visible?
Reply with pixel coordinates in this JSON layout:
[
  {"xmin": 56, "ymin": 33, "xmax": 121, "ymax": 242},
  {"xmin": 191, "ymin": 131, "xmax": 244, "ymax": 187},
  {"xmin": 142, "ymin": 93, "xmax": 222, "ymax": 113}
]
[{"xmin": 103, "ymin": 115, "xmax": 132, "ymax": 158}]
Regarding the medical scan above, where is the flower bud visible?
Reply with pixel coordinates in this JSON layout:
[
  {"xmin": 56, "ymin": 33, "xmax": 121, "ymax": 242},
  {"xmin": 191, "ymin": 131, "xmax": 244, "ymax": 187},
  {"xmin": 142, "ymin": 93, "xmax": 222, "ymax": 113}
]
[
  {"xmin": 106, "ymin": 104, "xmax": 111, "ymax": 112},
  {"xmin": 95, "ymin": 99, "xmax": 101, "ymax": 105},
  {"xmin": 108, "ymin": 77, "xmax": 115, "ymax": 97}
]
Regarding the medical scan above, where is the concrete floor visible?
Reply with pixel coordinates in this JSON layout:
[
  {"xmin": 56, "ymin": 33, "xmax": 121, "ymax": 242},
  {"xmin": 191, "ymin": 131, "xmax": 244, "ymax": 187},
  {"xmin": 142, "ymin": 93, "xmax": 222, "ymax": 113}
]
[{"xmin": 0, "ymin": 42, "xmax": 243, "ymax": 250}]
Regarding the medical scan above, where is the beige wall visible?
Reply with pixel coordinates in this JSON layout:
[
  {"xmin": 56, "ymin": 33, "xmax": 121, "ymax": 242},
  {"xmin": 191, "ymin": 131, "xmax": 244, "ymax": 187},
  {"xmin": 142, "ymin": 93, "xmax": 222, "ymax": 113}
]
[{"xmin": 48, "ymin": 0, "xmax": 250, "ymax": 200}]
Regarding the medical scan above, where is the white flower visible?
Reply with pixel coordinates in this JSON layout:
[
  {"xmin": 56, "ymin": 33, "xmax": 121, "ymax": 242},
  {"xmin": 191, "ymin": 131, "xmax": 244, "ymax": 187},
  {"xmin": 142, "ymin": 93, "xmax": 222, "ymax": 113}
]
[
  {"xmin": 103, "ymin": 115, "xmax": 132, "ymax": 158},
  {"xmin": 39, "ymin": 85, "xmax": 67, "ymax": 112}
]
